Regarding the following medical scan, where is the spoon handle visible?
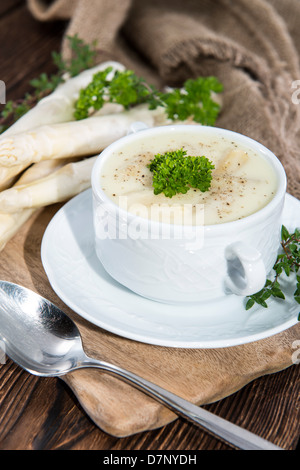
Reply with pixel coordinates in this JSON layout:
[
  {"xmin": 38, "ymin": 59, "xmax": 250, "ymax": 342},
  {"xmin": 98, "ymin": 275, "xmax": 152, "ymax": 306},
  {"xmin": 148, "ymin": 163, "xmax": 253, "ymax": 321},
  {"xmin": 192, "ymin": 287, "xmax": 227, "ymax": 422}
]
[{"xmin": 81, "ymin": 357, "xmax": 281, "ymax": 450}]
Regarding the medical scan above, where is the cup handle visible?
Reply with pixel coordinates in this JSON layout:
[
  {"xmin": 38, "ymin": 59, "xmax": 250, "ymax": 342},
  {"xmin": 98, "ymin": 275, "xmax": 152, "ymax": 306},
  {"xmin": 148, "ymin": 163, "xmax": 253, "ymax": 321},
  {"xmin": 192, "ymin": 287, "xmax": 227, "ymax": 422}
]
[
  {"xmin": 127, "ymin": 121, "xmax": 149, "ymax": 135},
  {"xmin": 224, "ymin": 241, "xmax": 266, "ymax": 296}
]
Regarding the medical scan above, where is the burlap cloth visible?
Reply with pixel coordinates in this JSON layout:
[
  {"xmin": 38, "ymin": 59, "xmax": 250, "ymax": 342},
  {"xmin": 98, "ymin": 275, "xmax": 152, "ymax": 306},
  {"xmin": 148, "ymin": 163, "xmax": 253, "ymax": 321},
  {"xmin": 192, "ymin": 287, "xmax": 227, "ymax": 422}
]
[{"xmin": 27, "ymin": 0, "xmax": 300, "ymax": 198}]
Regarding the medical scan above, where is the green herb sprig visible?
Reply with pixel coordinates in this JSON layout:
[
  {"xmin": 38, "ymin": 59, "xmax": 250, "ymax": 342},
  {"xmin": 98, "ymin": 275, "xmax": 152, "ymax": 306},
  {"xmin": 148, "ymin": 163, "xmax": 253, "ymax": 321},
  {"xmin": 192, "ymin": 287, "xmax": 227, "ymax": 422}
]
[
  {"xmin": 0, "ymin": 35, "xmax": 97, "ymax": 133},
  {"xmin": 246, "ymin": 225, "xmax": 300, "ymax": 311},
  {"xmin": 147, "ymin": 149, "xmax": 215, "ymax": 198},
  {"xmin": 1, "ymin": 35, "xmax": 223, "ymax": 132},
  {"xmin": 74, "ymin": 68, "xmax": 223, "ymax": 124}
]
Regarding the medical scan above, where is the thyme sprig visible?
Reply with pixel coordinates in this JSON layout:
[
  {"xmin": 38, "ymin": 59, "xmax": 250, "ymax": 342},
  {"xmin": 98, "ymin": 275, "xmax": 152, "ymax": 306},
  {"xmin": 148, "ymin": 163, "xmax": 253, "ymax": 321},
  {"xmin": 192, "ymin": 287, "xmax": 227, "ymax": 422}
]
[
  {"xmin": 0, "ymin": 35, "xmax": 97, "ymax": 133},
  {"xmin": 246, "ymin": 225, "xmax": 300, "ymax": 311}
]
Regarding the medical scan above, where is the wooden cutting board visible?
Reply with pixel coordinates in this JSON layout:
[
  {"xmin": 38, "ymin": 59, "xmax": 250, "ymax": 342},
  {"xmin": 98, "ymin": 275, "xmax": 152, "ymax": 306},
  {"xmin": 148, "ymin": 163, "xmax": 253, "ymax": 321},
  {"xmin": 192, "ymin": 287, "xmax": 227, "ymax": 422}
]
[{"xmin": 1, "ymin": 203, "xmax": 299, "ymax": 438}]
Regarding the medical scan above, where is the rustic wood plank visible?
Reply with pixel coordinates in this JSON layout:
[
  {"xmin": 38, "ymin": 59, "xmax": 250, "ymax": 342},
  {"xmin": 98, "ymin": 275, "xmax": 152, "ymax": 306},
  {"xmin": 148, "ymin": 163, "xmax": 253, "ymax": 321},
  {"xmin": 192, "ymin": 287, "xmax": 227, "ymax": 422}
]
[
  {"xmin": 0, "ymin": 2, "xmax": 66, "ymax": 101},
  {"xmin": 0, "ymin": 0, "xmax": 23, "ymax": 18},
  {"xmin": 0, "ymin": 205, "xmax": 299, "ymax": 450}
]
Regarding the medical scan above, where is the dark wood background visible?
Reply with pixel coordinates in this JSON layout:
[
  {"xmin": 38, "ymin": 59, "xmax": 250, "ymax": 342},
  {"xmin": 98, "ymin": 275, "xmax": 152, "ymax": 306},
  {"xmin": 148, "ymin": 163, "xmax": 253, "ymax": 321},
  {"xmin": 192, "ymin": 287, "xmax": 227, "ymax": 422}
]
[{"xmin": 0, "ymin": 0, "xmax": 299, "ymax": 451}]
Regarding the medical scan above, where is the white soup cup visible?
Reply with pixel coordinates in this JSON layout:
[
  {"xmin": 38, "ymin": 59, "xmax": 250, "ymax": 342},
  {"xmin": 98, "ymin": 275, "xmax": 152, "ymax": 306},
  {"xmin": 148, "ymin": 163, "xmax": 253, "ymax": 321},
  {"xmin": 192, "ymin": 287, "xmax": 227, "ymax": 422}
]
[{"xmin": 91, "ymin": 124, "xmax": 287, "ymax": 304}]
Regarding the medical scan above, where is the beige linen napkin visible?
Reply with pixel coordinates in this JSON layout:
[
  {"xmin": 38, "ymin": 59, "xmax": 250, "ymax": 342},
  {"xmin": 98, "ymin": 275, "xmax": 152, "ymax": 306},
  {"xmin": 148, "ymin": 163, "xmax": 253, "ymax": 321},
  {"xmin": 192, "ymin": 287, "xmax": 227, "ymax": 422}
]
[{"xmin": 27, "ymin": 0, "xmax": 300, "ymax": 198}]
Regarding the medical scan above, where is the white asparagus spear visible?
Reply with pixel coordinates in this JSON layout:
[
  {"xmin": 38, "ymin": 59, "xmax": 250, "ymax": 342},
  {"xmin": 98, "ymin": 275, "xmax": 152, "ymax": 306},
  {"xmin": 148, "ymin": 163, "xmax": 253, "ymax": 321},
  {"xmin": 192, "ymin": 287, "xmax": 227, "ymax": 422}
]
[
  {"xmin": 2, "ymin": 61, "xmax": 125, "ymax": 137},
  {"xmin": 15, "ymin": 157, "xmax": 82, "ymax": 185},
  {"xmin": 214, "ymin": 149, "xmax": 249, "ymax": 174},
  {"xmin": 0, "ymin": 158, "xmax": 82, "ymax": 191},
  {"xmin": 0, "ymin": 156, "xmax": 96, "ymax": 212},
  {"xmin": 0, "ymin": 104, "xmax": 168, "ymax": 168},
  {"xmin": 0, "ymin": 61, "xmax": 125, "ymax": 188},
  {"xmin": 0, "ymin": 163, "xmax": 29, "ymax": 191},
  {"xmin": 0, "ymin": 209, "xmax": 35, "ymax": 251},
  {"xmin": 0, "ymin": 158, "xmax": 71, "ymax": 250},
  {"xmin": 0, "ymin": 156, "xmax": 84, "ymax": 192}
]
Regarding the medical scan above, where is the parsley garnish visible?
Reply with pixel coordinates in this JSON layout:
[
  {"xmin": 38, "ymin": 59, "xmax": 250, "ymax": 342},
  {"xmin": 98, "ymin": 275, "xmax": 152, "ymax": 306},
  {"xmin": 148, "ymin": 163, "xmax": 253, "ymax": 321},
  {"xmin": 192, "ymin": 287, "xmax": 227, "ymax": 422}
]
[
  {"xmin": 147, "ymin": 149, "xmax": 214, "ymax": 198},
  {"xmin": 74, "ymin": 68, "xmax": 223, "ymax": 124},
  {"xmin": 246, "ymin": 225, "xmax": 300, "ymax": 311},
  {"xmin": 161, "ymin": 77, "xmax": 223, "ymax": 125}
]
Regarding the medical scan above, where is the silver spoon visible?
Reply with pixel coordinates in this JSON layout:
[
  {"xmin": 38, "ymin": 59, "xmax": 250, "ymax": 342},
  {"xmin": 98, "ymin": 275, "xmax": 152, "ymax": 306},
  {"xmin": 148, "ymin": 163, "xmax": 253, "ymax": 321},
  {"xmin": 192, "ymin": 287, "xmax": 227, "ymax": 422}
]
[{"xmin": 0, "ymin": 281, "xmax": 282, "ymax": 450}]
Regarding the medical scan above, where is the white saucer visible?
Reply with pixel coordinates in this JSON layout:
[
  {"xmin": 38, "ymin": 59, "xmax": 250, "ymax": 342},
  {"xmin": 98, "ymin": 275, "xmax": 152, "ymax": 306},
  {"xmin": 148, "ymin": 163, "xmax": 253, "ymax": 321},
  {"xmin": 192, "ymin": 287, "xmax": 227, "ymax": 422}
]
[{"xmin": 41, "ymin": 190, "xmax": 300, "ymax": 349}]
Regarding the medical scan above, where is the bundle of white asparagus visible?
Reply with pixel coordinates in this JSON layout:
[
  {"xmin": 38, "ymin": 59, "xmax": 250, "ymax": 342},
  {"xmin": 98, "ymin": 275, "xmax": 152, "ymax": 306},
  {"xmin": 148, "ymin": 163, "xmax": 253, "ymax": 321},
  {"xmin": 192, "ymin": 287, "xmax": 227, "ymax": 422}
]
[
  {"xmin": 0, "ymin": 60, "xmax": 224, "ymax": 250},
  {"xmin": 0, "ymin": 61, "xmax": 180, "ymax": 250}
]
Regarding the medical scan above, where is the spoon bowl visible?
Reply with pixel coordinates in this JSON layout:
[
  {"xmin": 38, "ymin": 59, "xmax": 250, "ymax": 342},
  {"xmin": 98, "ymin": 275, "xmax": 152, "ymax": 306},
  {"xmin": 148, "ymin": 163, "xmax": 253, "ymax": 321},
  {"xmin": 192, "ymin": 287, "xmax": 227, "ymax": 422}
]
[
  {"xmin": 0, "ymin": 281, "xmax": 85, "ymax": 376},
  {"xmin": 0, "ymin": 281, "xmax": 281, "ymax": 450}
]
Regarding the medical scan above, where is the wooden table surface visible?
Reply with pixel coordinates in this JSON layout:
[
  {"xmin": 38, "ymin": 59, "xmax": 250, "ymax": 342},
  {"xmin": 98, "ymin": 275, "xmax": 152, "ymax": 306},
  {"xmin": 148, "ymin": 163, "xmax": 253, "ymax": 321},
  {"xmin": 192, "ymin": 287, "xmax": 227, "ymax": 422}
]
[{"xmin": 0, "ymin": 0, "xmax": 299, "ymax": 451}]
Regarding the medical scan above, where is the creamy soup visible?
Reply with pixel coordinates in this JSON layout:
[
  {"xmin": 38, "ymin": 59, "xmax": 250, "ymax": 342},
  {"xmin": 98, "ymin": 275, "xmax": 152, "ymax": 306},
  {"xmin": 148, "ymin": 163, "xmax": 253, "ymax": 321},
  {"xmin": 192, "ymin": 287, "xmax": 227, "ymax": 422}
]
[{"xmin": 100, "ymin": 132, "xmax": 278, "ymax": 225}]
